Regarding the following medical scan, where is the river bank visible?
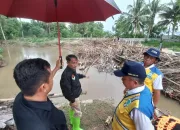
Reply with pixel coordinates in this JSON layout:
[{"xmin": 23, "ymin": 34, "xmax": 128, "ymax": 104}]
[{"xmin": 0, "ymin": 39, "xmax": 179, "ymax": 129}]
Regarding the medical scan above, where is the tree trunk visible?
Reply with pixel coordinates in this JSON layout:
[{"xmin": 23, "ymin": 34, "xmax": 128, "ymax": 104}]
[
  {"xmin": 46, "ymin": 23, "xmax": 51, "ymax": 35},
  {"xmin": 168, "ymin": 27, "xmax": 170, "ymax": 40},
  {"xmin": 0, "ymin": 22, "xmax": 6, "ymax": 40},
  {"xmin": 19, "ymin": 18, "xmax": 24, "ymax": 38},
  {"xmin": 172, "ymin": 24, "xmax": 175, "ymax": 39},
  {"xmin": 148, "ymin": 23, "xmax": 153, "ymax": 38}
]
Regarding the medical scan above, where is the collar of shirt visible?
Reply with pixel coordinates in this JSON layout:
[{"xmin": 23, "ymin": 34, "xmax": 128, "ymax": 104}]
[
  {"xmin": 126, "ymin": 85, "xmax": 145, "ymax": 96},
  {"xmin": 22, "ymin": 94, "xmax": 52, "ymax": 111},
  {"xmin": 67, "ymin": 66, "xmax": 76, "ymax": 73},
  {"xmin": 145, "ymin": 64, "xmax": 155, "ymax": 69}
]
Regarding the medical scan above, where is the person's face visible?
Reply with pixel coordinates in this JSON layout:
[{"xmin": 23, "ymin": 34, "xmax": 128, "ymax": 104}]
[
  {"xmin": 67, "ymin": 58, "xmax": 78, "ymax": 70},
  {"xmin": 121, "ymin": 76, "xmax": 137, "ymax": 89},
  {"xmin": 143, "ymin": 54, "xmax": 157, "ymax": 67}
]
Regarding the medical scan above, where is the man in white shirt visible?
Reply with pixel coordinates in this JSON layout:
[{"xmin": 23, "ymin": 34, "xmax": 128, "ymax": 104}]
[{"xmin": 143, "ymin": 48, "xmax": 163, "ymax": 107}]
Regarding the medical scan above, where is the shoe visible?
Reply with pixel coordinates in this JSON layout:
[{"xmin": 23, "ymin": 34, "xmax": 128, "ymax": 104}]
[
  {"xmin": 72, "ymin": 116, "xmax": 83, "ymax": 130},
  {"xmin": 69, "ymin": 109, "xmax": 74, "ymax": 125}
]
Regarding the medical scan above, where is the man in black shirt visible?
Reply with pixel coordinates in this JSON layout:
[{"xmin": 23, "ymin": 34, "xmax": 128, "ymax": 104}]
[
  {"xmin": 60, "ymin": 55, "xmax": 87, "ymax": 130},
  {"xmin": 13, "ymin": 58, "xmax": 68, "ymax": 130}
]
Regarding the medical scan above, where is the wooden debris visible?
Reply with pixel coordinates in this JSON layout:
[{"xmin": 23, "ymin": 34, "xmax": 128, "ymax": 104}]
[
  {"xmin": 66, "ymin": 39, "xmax": 180, "ymax": 102},
  {"xmin": 105, "ymin": 116, "xmax": 113, "ymax": 126}
]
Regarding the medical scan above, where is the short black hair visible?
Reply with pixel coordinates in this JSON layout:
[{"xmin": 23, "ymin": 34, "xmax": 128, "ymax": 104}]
[
  {"xmin": 66, "ymin": 54, "xmax": 78, "ymax": 62},
  {"xmin": 13, "ymin": 58, "xmax": 51, "ymax": 96}
]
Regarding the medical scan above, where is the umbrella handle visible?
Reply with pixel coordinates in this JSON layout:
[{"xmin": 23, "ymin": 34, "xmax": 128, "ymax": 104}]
[{"xmin": 59, "ymin": 56, "xmax": 63, "ymax": 69}]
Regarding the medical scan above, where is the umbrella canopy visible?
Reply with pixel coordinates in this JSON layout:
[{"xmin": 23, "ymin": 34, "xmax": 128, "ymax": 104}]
[
  {"xmin": 0, "ymin": 0, "xmax": 121, "ymax": 66},
  {"xmin": 0, "ymin": 0, "xmax": 121, "ymax": 23}
]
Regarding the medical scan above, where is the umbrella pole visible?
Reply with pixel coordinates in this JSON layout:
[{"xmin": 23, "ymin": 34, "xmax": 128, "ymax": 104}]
[
  {"xmin": 57, "ymin": 21, "xmax": 63, "ymax": 69},
  {"xmin": 54, "ymin": 0, "xmax": 63, "ymax": 68}
]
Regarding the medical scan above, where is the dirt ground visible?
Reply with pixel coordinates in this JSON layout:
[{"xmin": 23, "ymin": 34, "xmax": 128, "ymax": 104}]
[
  {"xmin": 60, "ymin": 100, "xmax": 114, "ymax": 130},
  {"xmin": 0, "ymin": 99, "xmax": 115, "ymax": 130}
]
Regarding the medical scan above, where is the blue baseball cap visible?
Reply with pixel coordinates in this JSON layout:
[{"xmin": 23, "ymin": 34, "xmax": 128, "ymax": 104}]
[
  {"xmin": 114, "ymin": 61, "xmax": 146, "ymax": 80},
  {"xmin": 143, "ymin": 48, "xmax": 161, "ymax": 61}
]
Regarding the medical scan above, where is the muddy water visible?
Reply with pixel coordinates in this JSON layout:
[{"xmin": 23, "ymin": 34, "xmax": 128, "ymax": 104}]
[{"xmin": 0, "ymin": 45, "xmax": 180, "ymax": 118}]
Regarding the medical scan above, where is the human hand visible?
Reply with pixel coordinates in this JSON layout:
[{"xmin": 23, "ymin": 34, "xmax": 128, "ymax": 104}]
[
  {"xmin": 85, "ymin": 76, "xmax": 90, "ymax": 79},
  {"xmin": 55, "ymin": 58, "xmax": 63, "ymax": 69},
  {"xmin": 70, "ymin": 102, "xmax": 78, "ymax": 108}
]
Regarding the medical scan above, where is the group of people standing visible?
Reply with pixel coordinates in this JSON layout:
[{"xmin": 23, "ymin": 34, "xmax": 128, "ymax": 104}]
[{"xmin": 12, "ymin": 47, "xmax": 173, "ymax": 130}]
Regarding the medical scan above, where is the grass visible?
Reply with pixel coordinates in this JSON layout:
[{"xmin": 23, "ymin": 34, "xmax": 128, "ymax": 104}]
[
  {"xmin": 142, "ymin": 40, "xmax": 180, "ymax": 51},
  {"xmin": 1, "ymin": 37, "xmax": 82, "ymax": 47},
  {"xmin": 3, "ymin": 37, "xmax": 58, "ymax": 47}
]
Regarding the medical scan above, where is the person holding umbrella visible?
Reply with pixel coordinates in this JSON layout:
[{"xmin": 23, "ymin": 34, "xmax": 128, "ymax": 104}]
[{"xmin": 13, "ymin": 58, "xmax": 68, "ymax": 130}]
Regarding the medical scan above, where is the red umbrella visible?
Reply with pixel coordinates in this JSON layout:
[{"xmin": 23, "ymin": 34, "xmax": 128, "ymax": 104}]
[{"xmin": 0, "ymin": 0, "xmax": 121, "ymax": 65}]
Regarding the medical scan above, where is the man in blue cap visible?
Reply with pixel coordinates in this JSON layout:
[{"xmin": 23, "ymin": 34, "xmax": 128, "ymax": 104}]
[
  {"xmin": 112, "ymin": 61, "xmax": 154, "ymax": 130},
  {"xmin": 142, "ymin": 48, "xmax": 163, "ymax": 107}
]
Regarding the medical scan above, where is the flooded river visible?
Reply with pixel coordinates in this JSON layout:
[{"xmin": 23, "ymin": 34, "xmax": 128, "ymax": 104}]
[{"xmin": 0, "ymin": 45, "xmax": 180, "ymax": 118}]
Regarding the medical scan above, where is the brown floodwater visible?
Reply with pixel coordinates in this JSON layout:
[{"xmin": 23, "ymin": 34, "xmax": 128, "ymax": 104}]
[{"xmin": 0, "ymin": 45, "xmax": 180, "ymax": 118}]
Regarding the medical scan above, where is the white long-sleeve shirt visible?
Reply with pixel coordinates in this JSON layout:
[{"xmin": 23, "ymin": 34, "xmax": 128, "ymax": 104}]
[{"xmin": 126, "ymin": 86, "xmax": 155, "ymax": 130}]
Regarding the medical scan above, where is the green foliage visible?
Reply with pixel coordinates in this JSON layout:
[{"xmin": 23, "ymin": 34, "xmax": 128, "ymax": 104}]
[
  {"xmin": 104, "ymin": 31, "xmax": 113, "ymax": 38},
  {"xmin": 0, "ymin": 17, "xmax": 21, "ymax": 39},
  {"xmin": 69, "ymin": 22, "xmax": 104, "ymax": 38},
  {"xmin": 72, "ymin": 32, "xmax": 82, "ymax": 38},
  {"xmin": 0, "ymin": 48, "xmax": 3, "ymax": 60},
  {"xmin": 0, "ymin": 16, "xmax": 108, "ymax": 40},
  {"xmin": 114, "ymin": 0, "xmax": 180, "ymax": 38},
  {"xmin": 177, "ymin": 0, "xmax": 180, "ymax": 6},
  {"xmin": 142, "ymin": 40, "xmax": 180, "ymax": 51},
  {"xmin": 158, "ymin": 0, "xmax": 180, "ymax": 38},
  {"xmin": 0, "ymin": 48, "xmax": 3, "ymax": 54}
]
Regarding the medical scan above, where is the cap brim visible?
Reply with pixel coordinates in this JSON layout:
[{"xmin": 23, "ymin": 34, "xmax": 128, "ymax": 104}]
[
  {"xmin": 114, "ymin": 70, "xmax": 126, "ymax": 77},
  {"xmin": 143, "ymin": 52, "xmax": 161, "ymax": 61}
]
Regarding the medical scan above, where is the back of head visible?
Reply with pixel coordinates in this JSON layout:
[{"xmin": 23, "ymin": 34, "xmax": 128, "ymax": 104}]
[{"xmin": 13, "ymin": 58, "xmax": 50, "ymax": 96}]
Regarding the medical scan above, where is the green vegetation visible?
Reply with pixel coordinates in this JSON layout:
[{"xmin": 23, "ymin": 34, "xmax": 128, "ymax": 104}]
[
  {"xmin": 0, "ymin": 0, "xmax": 180, "ymax": 52},
  {"xmin": 114, "ymin": 0, "xmax": 180, "ymax": 38},
  {"xmin": 0, "ymin": 48, "xmax": 3, "ymax": 60},
  {"xmin": 0, "ymin": 16, "xmax": 113, "ymax": 40},
  {"xmin": 143, "ymin": 40, "xmax": 180, "ymax": 51}
]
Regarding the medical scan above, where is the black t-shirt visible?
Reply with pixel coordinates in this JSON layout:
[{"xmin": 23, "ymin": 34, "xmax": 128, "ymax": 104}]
[{"xmin": 13, "ymin": 92, "xmax": 68, "ymax": 130}]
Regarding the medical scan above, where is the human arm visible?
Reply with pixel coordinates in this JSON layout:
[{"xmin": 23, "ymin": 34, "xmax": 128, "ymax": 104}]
[
  {"xmin": 130, "ymin": 109, "xmax": 154, "ymax": 130},
  {"xmin": 77, "ymin": 73, "xmax": 86, "ymax": 79},
  {"xmin": 153, "ymin": 75, "xmax": 163, "ymax": 106},
  {"xmin": 52, "ymin": 59, "xmax": 63, "ymax": 78}
]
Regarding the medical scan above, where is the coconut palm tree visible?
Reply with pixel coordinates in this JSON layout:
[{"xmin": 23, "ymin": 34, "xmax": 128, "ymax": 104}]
[
  {"xmin": 178, "ymin": 0, "xmax": 180, "ymax": 6},
  {"xmin": 158, "ymin": 0, "xmax": 180, "ymax": 38},
  {"xmin": 114, "ymin": 15, "xmax": 131, "ymax": 37},
  {"xmin": 147, "ymin": 0, "xmax": 164, "ymax": 38},
  {"xmin": 124, "ymin": 0, "xmax": 150, "ymax": 37}
]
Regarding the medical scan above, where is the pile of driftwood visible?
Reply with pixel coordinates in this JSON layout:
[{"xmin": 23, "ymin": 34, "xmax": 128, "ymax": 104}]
[{"xmin": 67, "ymin": 39, "xmax": 180, "ymax": 103}]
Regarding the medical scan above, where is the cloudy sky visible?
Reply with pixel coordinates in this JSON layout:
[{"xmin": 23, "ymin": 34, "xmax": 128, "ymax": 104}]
[{"xmin": 103, "ymin": 0, "xmax": 172, "ymax": 31}]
